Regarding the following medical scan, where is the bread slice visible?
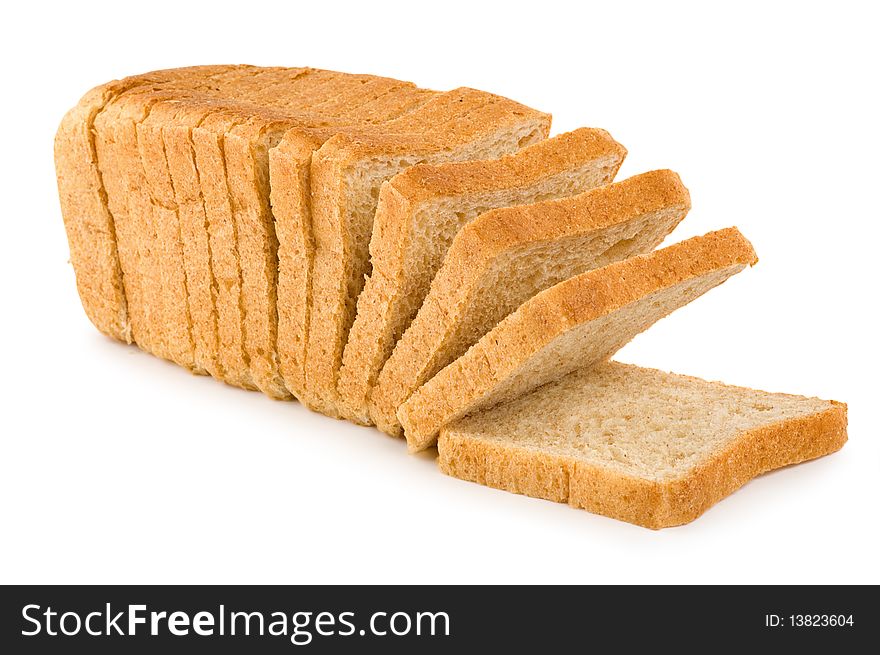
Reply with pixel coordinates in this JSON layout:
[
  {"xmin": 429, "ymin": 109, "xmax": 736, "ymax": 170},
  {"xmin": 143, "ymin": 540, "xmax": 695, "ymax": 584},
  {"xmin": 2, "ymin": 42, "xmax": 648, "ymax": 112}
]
[
  {"xmin": 372, "ymin": 170, "xmax": 692, "ymax": 436},
  {"xmin": 300, "ymin": 91, "xmax": 551, "ymax": 416},
  {"xmin": 438, "ymin": 362, "xmax": 847, "ymax": 529},
  {"xmin": 336, "ymin": 128, "xmax": 627, "ymax": 424},
  {"xmin": 193, "ymin": 108, "xmax": 258, "ymax": 388},
  {"xmin": 55, "ymin": 79, "xmax": 139, "ymax": 343},
  {"xmin": 398, "ymin": 228, "xmax": 758, "ymax": 451}
]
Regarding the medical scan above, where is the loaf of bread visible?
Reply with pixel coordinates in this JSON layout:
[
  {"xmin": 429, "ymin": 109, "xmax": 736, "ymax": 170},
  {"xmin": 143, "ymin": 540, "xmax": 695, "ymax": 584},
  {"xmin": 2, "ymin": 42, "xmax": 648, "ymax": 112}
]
[
  {"xmin": 56, "ymin": 66, "xmax": 846, "ymax": 529},
  {"xmin": 438, "ymin": 362, "xmax": 847, "ymax": 528},
  {"xmin": 59, "ymin": 66, "xmax": 548, "ymax": 396}
]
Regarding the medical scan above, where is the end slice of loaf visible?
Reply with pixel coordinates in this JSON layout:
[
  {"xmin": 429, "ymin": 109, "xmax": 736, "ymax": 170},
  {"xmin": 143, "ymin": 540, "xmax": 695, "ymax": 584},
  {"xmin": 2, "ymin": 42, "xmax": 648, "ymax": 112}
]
[
  {"xmin": 439, "ymin": 362, "xmax": 847, "ymax": 529},
  {"xmin": 398, "ymin": 227, "xmax": 758, "ymax": 451},
  {"xmin": 301, "ymin": 90, "xmax": 552, "ymax": 416},
  {"xmin": 336, "ymin": 127, "xmax": 627, "ymax": 424},
  {"xmin": 372, "ymin": 170, "xmax": 692, "ymax": 436}
]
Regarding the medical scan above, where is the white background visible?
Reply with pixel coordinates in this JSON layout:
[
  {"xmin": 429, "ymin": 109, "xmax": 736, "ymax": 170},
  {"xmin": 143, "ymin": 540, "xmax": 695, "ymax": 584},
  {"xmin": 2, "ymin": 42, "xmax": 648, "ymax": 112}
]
[{"xmin": 1, "ymin": 0, "xmax": 877, "ymax": 584}]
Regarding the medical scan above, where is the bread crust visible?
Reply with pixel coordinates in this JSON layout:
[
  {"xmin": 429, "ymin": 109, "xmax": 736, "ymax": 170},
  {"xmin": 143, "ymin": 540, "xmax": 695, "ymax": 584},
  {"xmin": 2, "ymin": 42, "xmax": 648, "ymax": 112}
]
[
  {"xmin": 438, "ymin": 371, "xmax": 847, "ymax": 529},
  {"xmin": 336, "ymin": 128, "xmax": 626, "ymax": 424},
  {"xmin": 399, "ymin": 228, "xmax": 758, "ymax": 451},
  {"xmin": 372, "ymin": 170, "xmax": 692, "ymax": 436},
  {"xmin": 388, "ymin": 127, "xmax": 624, "ymax": 203}
]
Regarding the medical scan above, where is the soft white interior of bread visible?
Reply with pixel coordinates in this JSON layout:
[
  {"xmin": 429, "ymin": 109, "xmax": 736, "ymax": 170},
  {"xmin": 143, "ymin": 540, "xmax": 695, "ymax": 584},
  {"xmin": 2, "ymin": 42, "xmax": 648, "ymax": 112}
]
[{"xmin": 446, "ymin": 362, "xmax": 834, "ymax": 481}]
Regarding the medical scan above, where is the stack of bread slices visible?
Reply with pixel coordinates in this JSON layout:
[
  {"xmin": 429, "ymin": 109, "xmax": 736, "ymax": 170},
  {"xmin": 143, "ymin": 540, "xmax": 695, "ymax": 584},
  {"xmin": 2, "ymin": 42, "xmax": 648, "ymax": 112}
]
[{"xmin": 55, "ymin": 66, "xmax": 846, "ymax": 529}]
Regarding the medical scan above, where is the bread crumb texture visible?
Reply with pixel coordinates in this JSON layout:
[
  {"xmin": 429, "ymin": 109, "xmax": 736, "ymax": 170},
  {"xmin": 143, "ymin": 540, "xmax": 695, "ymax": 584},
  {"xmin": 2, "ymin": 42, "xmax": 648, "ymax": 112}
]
[{"xmin": 439, "ymin": 362, "xmax": 847, "ymax": 529}]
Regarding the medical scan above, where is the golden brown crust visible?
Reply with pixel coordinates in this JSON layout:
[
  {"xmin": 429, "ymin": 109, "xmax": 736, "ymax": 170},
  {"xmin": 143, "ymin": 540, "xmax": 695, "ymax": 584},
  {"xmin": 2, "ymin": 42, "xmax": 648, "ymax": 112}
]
[
  {"xmin": 467, "ymin": 168, "xmax": 690, "ymax": 257},
  {"xmin": 59, "ymin": 66, "xmax": 439, "ymax": 389},
  {"xmin": 438, "ymin": 400, "xmax": 847, "ymax": 529},
  {"xmin": 398, "ymin": 228, "xmax": 758, "ymax": 451},
  {"xmin": 387, "ymin": 127, "xmax": 624, "ymax": 203},
  {"xmin": 313, "ymin": 88, "xmax": 551, "ymax": 162}
]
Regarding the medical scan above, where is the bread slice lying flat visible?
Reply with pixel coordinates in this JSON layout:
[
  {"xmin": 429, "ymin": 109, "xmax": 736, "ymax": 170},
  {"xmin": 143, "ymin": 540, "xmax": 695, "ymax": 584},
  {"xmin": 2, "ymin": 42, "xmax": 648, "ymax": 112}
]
[
  {"xmin": 372, "ymin": 170, "xmax": 692, "ymax": 437},
  {"xmin": 398, "ymin": 227, "xmax": 758, "ymax": 451},
  {"xmin": 301, "ymin": 92, "xmax": 551, "ymax": 416},
  {"xmin": 336, "ymin": 128, "xmax": 627, "ymax": 425},
  {"xmin": 439, "ymin": 362, "xmax": 847, "ymax": 529}
]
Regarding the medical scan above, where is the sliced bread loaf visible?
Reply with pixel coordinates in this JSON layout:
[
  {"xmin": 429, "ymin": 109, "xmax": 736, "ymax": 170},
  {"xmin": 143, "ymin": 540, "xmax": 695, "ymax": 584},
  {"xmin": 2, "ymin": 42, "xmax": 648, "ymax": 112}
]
[
  {"xmin": 336, "ymin": 128, "xmax": 627, "ymax": 424},
  {"xmin": 372, "ymin": 170, "xmax": 691, "ymax": 436},
  {"xmin": 143, "ymin": 72, "xmax": 537, "ymax": 398},
  {"xmin": 438, "ymin": 362, "xmax": 847, "ymax": 529},
  {"xmin": 398, "ymin": 227, "xmax": 758, "ymax": 451}
]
